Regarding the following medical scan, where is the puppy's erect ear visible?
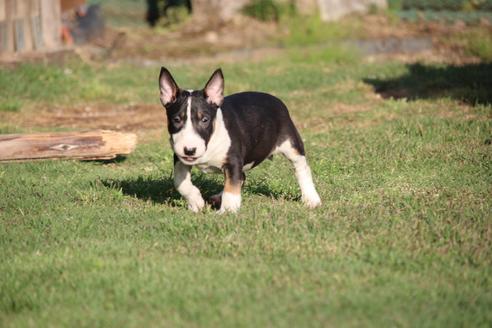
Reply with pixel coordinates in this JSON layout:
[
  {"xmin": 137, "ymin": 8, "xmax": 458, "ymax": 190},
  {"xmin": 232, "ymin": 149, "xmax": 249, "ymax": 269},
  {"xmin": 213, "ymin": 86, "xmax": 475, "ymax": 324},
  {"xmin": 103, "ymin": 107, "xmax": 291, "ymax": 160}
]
[
  {"xmin": 204, "ymin": 68, "xmax": 224, "ymax": 106},
  {"xmin": 159, "ymin": 67, "xmax": 178, "ymax": 106}
]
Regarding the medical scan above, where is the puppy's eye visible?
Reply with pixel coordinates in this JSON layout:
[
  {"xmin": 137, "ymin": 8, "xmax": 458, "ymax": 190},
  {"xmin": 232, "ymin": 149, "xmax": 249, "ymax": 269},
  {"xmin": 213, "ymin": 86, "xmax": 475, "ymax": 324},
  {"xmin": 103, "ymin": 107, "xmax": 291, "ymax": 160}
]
[
  {"xmin": 201, "ymin": 117, "xmax": 209, "ymax": 123},
  {"xmin": 173, "ymin": 116, "xmax": 181, "ymax": 124}
]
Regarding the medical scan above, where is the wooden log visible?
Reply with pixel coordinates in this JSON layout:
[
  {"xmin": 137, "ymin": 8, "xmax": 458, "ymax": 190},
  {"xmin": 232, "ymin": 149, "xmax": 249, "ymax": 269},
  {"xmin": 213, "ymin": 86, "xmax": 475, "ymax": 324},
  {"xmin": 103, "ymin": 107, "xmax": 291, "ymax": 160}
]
[{"xmin": 0, "ymin": 130, "xmax": 138, "ymax": 162}]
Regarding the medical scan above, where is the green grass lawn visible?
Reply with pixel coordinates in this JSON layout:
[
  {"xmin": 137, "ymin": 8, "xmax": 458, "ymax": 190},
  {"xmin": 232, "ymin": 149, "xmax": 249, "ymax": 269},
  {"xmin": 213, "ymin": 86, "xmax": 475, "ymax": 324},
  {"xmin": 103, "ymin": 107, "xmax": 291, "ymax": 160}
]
[{"xmin": 1, "ymin": 47, "xmax": 491, "ymax": 327}]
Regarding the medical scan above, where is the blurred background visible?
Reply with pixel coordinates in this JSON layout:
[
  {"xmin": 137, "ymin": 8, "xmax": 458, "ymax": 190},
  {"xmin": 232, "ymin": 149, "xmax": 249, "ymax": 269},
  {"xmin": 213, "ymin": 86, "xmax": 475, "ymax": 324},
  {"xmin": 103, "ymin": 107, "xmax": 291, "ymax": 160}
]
[
  {"xmin": 1, "ymin": 0, "xmax": 491, "ymax": 65},
  {"xmin": 0, "ymin": 0, "xmax": 491, "ymax": 137}
]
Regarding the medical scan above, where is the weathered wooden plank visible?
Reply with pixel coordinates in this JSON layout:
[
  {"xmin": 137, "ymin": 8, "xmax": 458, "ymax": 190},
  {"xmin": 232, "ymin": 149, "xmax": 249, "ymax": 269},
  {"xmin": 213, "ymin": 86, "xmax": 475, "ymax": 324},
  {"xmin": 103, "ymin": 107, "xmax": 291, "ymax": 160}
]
[
  {"xmin": 0, "ymin": 0, "xmax": 5, "ymax": 52},
  {"xmin": 40, "ymin": 0, "xmax": 61, "ymax": 50},
  {"xmin": 13, "ymin": 18, "xmax": 25, "ymax": 51},
  {"xmin": 23, "ymin": 0, "xmax": 34, "ymax": 51},
  {"xmin": 3, "ymin": 0, "xmax": 14, "ymax": 53},
  {"xmin": 0, "ymin": 22, "xmax": 6, "ymax": 52},
  {"xmin": 0, "ymin": 130, "xmax": 138, "ymax": 162},
  {"xmin": 0, "ymin": 0, "xmax": 5, "ymax": 20},
  {"xmin": 12, "ymin": 0, "xmax": 35, "ymax": 52},
  {"xmin": 31, "ymin": 14, "xmax": 42, "ymax": 49},
  {"xmin": 30, "ymin": 0, "xmax": 43, "ymax": 49}
]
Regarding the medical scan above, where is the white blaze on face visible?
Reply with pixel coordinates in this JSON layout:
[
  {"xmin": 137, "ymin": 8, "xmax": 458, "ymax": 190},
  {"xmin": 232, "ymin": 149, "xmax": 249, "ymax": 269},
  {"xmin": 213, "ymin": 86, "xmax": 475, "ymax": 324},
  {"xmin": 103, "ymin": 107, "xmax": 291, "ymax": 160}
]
[
  {"xmin": 198, "ymin": 108, "xmax": 230, "ymax": 168},
  {"xmin": 171, "ymin": 92, "xmax": 207, "ymax": 161}
]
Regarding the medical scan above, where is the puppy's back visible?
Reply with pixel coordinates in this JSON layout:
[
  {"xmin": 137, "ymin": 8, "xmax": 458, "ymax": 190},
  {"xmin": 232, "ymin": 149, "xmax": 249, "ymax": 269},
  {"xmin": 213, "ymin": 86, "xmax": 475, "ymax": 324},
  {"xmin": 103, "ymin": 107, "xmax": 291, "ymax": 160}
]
[{"xmin": 221, "ymin": 92, "xmax": 304, "ymax": 163}]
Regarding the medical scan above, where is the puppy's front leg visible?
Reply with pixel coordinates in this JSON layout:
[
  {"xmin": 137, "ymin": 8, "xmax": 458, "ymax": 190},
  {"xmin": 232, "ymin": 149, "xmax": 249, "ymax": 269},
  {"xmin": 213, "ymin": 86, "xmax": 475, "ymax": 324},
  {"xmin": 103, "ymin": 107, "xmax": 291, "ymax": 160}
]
[
  {"xmin": 174, "ymin": 157, "xmax": 205, "ymax": 212},
  {"xmin": 219, "ymin": 162, "xmax": 243, "ymax": 214}
]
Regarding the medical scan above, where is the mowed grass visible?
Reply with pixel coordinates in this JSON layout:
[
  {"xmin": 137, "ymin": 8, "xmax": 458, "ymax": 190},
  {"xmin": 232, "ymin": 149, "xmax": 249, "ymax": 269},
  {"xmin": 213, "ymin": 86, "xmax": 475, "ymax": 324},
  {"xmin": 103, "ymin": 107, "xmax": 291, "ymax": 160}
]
[{"xmin": 1, "ymin": 50, "xmax": 491, "ymax": 327}]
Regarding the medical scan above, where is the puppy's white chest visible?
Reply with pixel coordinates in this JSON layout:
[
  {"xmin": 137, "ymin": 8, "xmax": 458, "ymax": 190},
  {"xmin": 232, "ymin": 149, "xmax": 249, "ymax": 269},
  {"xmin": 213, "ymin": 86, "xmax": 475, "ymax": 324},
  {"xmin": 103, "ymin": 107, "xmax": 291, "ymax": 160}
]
[
  {"xmin": 194, "ymin": 108, "xmax": 231, "ymax": 174},
  {"xmin": 197, "ymin": 163, "xmax": 223, "ymax": 174}
]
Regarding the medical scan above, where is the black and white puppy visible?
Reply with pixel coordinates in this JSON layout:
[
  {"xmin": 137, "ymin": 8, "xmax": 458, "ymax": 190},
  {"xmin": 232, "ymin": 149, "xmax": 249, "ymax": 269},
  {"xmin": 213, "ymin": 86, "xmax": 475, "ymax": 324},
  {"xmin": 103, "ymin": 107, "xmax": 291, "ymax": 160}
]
[{"xmin": 159, "ymin": 67, "xmax": 321, "ymax": 213}]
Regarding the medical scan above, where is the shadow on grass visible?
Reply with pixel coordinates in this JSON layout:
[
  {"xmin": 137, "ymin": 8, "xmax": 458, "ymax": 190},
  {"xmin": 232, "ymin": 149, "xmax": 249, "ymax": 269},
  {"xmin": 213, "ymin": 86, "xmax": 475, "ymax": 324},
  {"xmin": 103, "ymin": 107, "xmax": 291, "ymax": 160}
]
[
  {"xmin": 103, "ymin": 174, "xmax": 223, "ymax": 205},
  {"xmin": 92, "ymin": 155, "xmax": 129, "ymax": 165},
  {"xmin": 103, "ymin": 176, "xmax": 180, "ymax": 204},
  {"xmin": 243, "ymin": 179, "xmax": 300, "ymax": 202},
  {"xmin": 103, "ymin": 173, "xmax": 299, "ymax": 207},
  {"xmin": 364, "ymin": 63, "xmax": 492, "ymax": 105}
]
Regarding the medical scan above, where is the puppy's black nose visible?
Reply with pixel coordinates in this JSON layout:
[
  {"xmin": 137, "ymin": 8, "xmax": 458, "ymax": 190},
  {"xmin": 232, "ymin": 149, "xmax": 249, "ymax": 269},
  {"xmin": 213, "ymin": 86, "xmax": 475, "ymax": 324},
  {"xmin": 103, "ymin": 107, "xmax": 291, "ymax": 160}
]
[{"xmin": 184, "ymin": 147, "xmax": 196, "ymax": 156}]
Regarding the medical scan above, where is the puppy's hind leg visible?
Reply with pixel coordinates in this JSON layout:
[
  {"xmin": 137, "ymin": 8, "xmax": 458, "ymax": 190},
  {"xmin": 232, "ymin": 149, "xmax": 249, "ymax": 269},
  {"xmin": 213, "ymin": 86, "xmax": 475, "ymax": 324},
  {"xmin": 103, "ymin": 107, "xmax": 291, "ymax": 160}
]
[{"xmin": 277, "ymin": 138, "xmax": 321, "ymax": 208}]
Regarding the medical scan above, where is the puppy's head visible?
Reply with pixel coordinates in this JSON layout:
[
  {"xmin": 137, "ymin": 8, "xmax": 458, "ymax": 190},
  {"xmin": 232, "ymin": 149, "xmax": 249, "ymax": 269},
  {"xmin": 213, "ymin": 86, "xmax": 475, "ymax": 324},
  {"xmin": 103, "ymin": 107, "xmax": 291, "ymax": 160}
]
[{"xmin": 159, "ymin": 67, "xmax": 224, "ymax": 165}]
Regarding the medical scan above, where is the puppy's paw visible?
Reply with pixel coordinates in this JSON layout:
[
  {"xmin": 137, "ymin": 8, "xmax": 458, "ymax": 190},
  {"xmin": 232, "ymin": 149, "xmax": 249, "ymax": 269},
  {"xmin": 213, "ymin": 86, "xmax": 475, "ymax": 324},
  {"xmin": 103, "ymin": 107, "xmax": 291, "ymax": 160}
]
[
  {"xmin": 218, "ymin": 192, "xmax": 241, "ymax": 214},
  {"xmin": 187, "ymin": 194, "xmax": 205, "ymax": 212},
  {"xmin": 207, "ymin": 192, "xmax": 223, "ymax": 210},
  {"xmin": 302, "ymin": 191, "xmax": 321, "ymax": 208}
]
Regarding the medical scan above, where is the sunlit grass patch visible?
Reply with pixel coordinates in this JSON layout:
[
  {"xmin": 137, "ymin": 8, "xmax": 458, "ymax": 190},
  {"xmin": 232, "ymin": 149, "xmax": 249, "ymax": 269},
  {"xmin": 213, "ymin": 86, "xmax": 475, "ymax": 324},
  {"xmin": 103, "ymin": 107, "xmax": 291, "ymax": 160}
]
[{"xmin": 1, "ymin": 41, "xmax": 491, "ymax": 327}]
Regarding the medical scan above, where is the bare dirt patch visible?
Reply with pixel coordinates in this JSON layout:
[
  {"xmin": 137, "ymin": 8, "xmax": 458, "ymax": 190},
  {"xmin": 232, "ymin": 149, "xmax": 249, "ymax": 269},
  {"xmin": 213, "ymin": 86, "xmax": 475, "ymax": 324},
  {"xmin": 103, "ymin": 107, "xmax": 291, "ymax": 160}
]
[
  {"xmin": 1, "ymin": 104, "xmax": 167, "ymax": 140},
  {"xmin": 79, "ymin": 15, "xmax": 279, "ymax": 63},
  {"xmin": 342, "ymin": 15, "xmax": 490, "ymax": 64}
]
